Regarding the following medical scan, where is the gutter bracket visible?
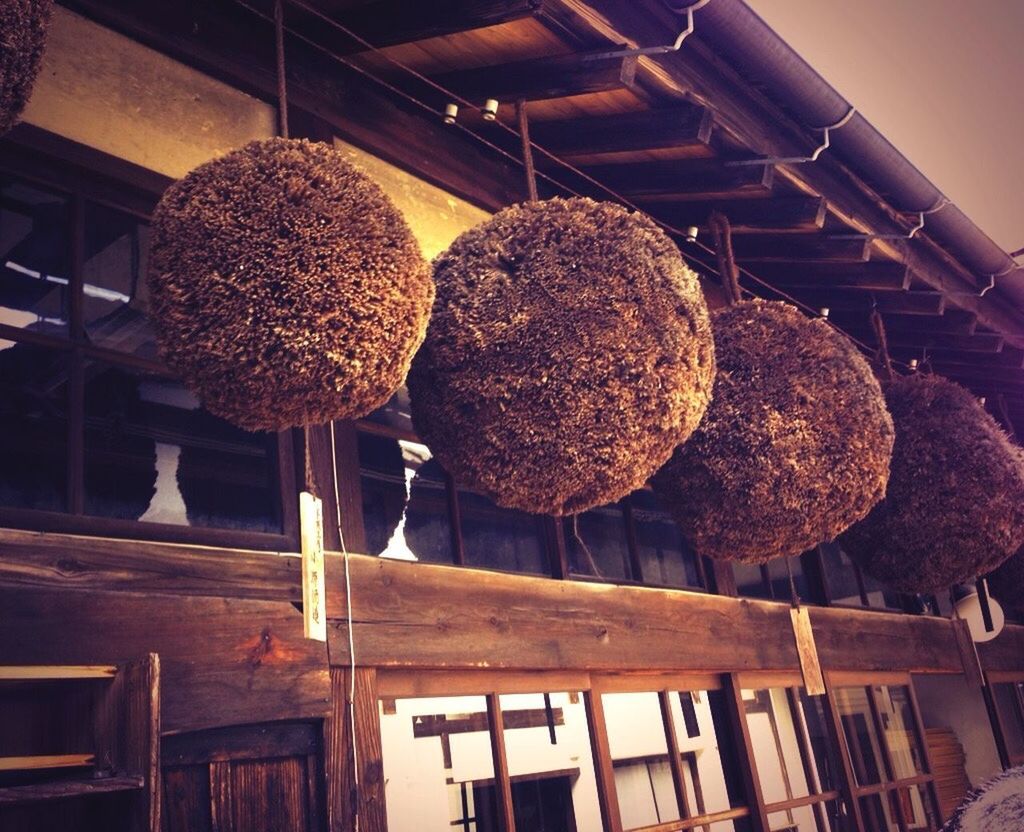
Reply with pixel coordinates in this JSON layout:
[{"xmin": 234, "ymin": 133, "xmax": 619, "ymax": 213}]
[{"xmin": 725, "ymin": 106, "xmax": 856, "ymax": 167}]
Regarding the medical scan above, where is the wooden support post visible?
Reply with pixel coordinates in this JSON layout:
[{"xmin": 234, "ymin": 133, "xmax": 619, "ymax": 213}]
[
  {"xmin": 486, "ymin": 693, "xmax": 516, "ymax": 832},
  {"xmin": 300, "ymin": 492, "xmax": 327, "ymax": 642},
  {"xmin": 583, "ymin": 690, "xmax": 622, "ymax": 832},
  {"xmin": 659, "ymin": 689, "xmax": 693, "ymax": 819},
  {"xmin": 325, "ymin": 667, "xmax": 386, "ymax": 832},
  {"xmin": 821, "ymin": 681, "xmax": 865, "ymax": 831},
  {"xmin": 722, "ymin": 675, "xmax": 769, "ymax": 832},
  {"xmin": 791, "ymin": 607, "xmax": 826, "ymax": 696}
]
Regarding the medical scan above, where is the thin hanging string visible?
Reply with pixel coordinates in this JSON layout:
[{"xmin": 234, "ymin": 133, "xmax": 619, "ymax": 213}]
[
  {"xmin": 516, "ymin": 99, "xmax": 538, "ymax": 202},
  {"xmin": 708, "ymin": 211, "xmax": 742, "ymax": 305},
  {"xmin": 997, "ymin": 394, "xmax": 1020, "ymax": 442},
  {"xmin": 869, "ymin": 306, "xmax": 895, "ymax": 382},
  {"xmin": 232, "ymin": 0, "xmax": 915, "ymax": 373},
  {"xmin": 274, "ymin": 0, "xmax": 289, "ymax": 139},
  {"xmin": 330, "ymin": 421, "xmax": 360, "ymax": 832},
  {"xmin": 571, "ymin": 514, "xmax": 602, "ymax": 578}
]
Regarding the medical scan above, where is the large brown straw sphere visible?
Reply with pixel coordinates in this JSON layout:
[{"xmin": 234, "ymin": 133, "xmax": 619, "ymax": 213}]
[
  {"xmin": 987, "ymin": 546, "xmax": 1024, "ymax": 617},
  {"xmin": 0, "ymin": 0, "xmax": 52, "ymax": 135},
  {"xmin": 652, "ymin": 299, "xmax": 893, "ymax": 563},
  {"xmin": 840, "ymin": 374, "xmax": 1024, "ymax": 593},
  {"xmin": 148, "ymin": 138, "xmax": 433, "ymax": 431},
  {"xmin": 407, "ymin": 196, "xmax": 715, "ymax": 516}
]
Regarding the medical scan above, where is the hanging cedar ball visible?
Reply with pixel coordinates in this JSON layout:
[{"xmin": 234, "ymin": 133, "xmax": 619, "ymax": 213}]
[
  {"xmin": 840, "ymin": 373, "xmax": 1024, "ymax": 593},
  {"xmin": 148, "ymin": 138, "xmax": 433, "ymax": 431},
  {"xmin": 652, "ymin": 299, "xmax": 894, "ymax": 563},
  {"xmin": 941, "ymin": 765, "xmax": 1024, "ymax": 832},
  {"xmin": 0, "ymin": 0, "xmax": 52, "ymax": 136},
  {"xmin": 407, "ymin": 196, "xmax": 715, "ymax": 516}
]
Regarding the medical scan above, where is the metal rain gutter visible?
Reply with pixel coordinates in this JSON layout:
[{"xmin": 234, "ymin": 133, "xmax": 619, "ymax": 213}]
[{"xmin": 687, "ymin": 0, "xmax": 1024, "ymax": 320}]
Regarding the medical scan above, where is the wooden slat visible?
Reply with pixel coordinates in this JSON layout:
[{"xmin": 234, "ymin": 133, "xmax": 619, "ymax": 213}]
[
  {"xmin": 978, "ymin": 626, "xmax": 1024, "ymax": 674},
  {"xmin": 0, "ymin": 664, "xmax": 117, "ymax": 680},
  {"xmin": 0, "ymin": 775, "xmax": 144, "ymax": 805},
  {"xmin": 584, "ymin": 690, "xmax": 623, "ymax": 832},
  {"xmin": 0, "ymin": 587, "xmax": 329, "ymax": 734},
  {"xmin": 0, "ymin": 527, "xmax": 301, "ymax": 602},
  {"xmin": 0, "ymin": 754, "xmax": 93, "ymax": 772},
  {"xmin": 776, "ymin": 288, "xmax": 946, "ymax": 316},
  {"xmin": 723, "ymin": 675, "xmax": 769, "ymax": 832},
  {"xmin": 486, "ymin": 693, "xmax": 516, "ymax": 832},
  {"xmin": 582, "ymin": 159, "xmax": 773, "ymax": 200},
  {"xmin": 434, "ymin": 51, "xmax": 639, "ymax": 102},
  {"xmin": 528, "ymin": 105, "xmax": 713, "ymax": 156},
  {"xmin": 590, "ymin": 671, "xmax": 722, "ymax": 694},
  {"xmin": 730, "ymin": 235, "xmax": 870, "ymax": 263},
  {"xmin": 647, "ymin": 196, "xmax": 826, "ymax": 233},
  {"xmin": 659, "ymin": 690, "xmax": 692, "ymax": 818},
  {"xmin": 377, "ymin": 668, "xmax": 591, "ymax": 698},
  {"xmin": 326, "ymin": 554, "xmax": 969, "ymax": 674},
  {"xmin": 162, "ymin": 722, "xmax": 320, "ymax": 767},
  {"xmin": 753, "ymin": 261, "xmax": 911, "ymax": 290},
  {"xmin": 950, "ymin": 619, "xmax": 984, "ymax": 689}
]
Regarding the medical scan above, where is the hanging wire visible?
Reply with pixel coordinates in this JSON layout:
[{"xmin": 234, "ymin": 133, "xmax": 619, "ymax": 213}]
[{"xmin": 235, "ymin": 0, "xmax": 922, "ymax": 372}]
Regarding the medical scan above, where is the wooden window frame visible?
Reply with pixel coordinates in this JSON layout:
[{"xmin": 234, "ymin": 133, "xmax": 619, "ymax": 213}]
[
  {"xmin": 0, "ymin": 132, "xmax": 299, "ymax": 552},
  {"xmin": 826, "ymin": 671, "xmax": 943, "ymax": 832}
]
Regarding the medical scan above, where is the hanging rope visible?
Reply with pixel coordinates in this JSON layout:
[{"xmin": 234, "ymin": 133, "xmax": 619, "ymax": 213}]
[
  {"xmin": 274, "ymin": 0, "xmax": 289, "ymax": 139},
  {"xmin": 516, "ymin": 99, "xmax": 538, "ymax": 203},
  {"xmin": 708, "ymin": 212, "xmax": 742, "ymax": 305},
  {"xmin": 869, "ymin": 306, "xmax": 895, "ymax": 383},
  {"xmin": 783, "ymin": 556, "xmax": 800, "ymax": 608}
]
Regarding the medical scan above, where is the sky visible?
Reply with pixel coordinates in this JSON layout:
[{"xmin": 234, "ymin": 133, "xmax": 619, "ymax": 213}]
[{"xmin": 744, "ymin": 0, "xmax": 1024, "ymax": 256}]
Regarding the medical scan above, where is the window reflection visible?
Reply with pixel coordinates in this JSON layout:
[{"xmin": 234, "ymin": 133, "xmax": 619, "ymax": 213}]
[
  {"xmin": 834, "ymin": 687, "xmax": 887, "ymax": 786},
  {"xmin": 81, "ymin": 362, "xmax": 281, "ymax": 532},
  {"xmin": 0, "ymin": 343, "xmax": 68, "ymax": 511},
  {"xmin": 459, "ymin": 491, "xmax": 548, "ymax": 576},
  {"xmin": 564, "ymin": 503, "xmax": 631, "ymax": 580},
  {"xmin": 0, "ymin": 178, "xmax": 70, "ymax": 339},
  {"xmin": 631, "ymin": 489, "xmax": 703, "ymax": 589}
]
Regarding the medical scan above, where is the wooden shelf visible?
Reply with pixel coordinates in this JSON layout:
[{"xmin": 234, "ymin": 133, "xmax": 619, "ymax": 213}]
[
  {"xmin": 0, "ymin": 775, "xmax": 144, "ymax": 805},
  {"xmin": 0, "ymin": 754, "xmax": 94, "ymax": 772},
  {"xmin": 0, "ymin": 665, "xmax": 117, "ymax": 681}
]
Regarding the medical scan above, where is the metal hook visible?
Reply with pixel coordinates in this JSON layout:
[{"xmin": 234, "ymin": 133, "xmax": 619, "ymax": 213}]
[
  {"xmin": 726, "ymin": 106, "xmax": 855, "ymax": 167},
  {"xmin": 979, "ymin": 260, "xmax": 1017, "ymax": 297}
]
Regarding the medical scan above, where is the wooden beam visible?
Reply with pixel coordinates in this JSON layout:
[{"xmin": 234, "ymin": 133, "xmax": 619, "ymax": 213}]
[
  {"xmin": 325, "ymin": 554, "xmax": 968, "ymax": 674},
  {"xmin": 646, "ymin": 197, "xmax": 826, "ymax": 234},
  {"xmin": 584, "ymin": 690, "xmax": 623, "ymax": 832},
  {"xmin": 0, "ymin": 586, "xmax": 330, "ymax": 734},
  {"xmin": 285, "ymin": 0, "xmax": 545, "ymax": 54},
  {"xmin": 761, "ymin": 288, "xmax": 946, "ymax": 317},
  {"xmin": 528, "ymin": 105, "xmax": 713, "ymax": 156},
  {"xmin": 729, "ymin": 235, "xmax": 870, "ymax": 263},
  {"xmin": 0, "ymin": 754, "xmax": 93, "ymax": 772},
  {"xmin": 928, "ymin": 362, "xmax": 1024, "ymax": 392},
  {"xmin": 0, "ymin": 664, "xmax": 117, "ymax": 680},
  {"xmin": 829, "ymin": 310, "xmax": 977, "ymax": 337},
  {"xmin": 486, "ymin": 693, "xmax": 516, "ymax": 832},
  {"xmin": 544, "ymin": 0, "xmax": 1024, "ymax": 347},
  {"xmin": 752, "ymin": 261, "xmax": 910, "ymax": 290},
  {"xmin": 581, "ymin": 159, "xmax": 773, "ymax": 200},
  {"xmin": 434, "ymin": 51, "xmax": 640, "ymax": 103}
]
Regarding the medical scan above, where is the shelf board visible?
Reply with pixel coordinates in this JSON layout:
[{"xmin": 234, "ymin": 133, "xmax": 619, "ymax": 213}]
[
  {"xmin": 0, "ymin": 775, "xmax": 144, "ymax": 805},
  {"xmin": 0, "ymin": 665, "xmax": 117, "ymax": 681},
  {"xmin": 0, "ymin": 754, "xmax": 94, "ymax": 772}
]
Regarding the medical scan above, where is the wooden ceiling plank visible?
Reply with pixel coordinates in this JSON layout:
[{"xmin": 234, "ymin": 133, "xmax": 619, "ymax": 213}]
[
  {"xmin": 729, "ymin": 235, "xmax": 869, "ymax": 263},
  {"xmin": 581, "ymin": 159, "xmax": 773, "ymax": 200},
  {"xmin": 771, "ymin": 289, "xmax": 945, "ymax": 317},
  {"xmin": 643, "ymin": 196, "xmax": 825, "ymax": 233},
  {"xmin": 750, "ymin": 261, "xmax": 910, "ymax": 290},
  {"xmin": 527, "ymin": 104, "xmax": 713, "ymax": 155},
  {"xmin": 433, "ymin": 51, "xmax": 640, "ymax": 102}
]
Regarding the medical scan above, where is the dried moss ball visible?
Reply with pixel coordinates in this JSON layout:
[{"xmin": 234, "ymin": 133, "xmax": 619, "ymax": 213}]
[
  {"xmin": 652, "ymin": 299, "xmax": 893, "ymax": 563},
  {"xmin": 0, "ymin": 0, "xmax": 52, "ymax": 136},
  {"xmin": 148, "ymin": 138, "xmax": 433, "ymax": 431},
  {"xmin": 840, "ymin": 374, "xmax": 1024, "ymax": 593},
  {"xmin": 987, "ymin": 545, "xmax": 1024, "ymax": 617},
  {"xmin": 407, "ymin": 196, "xmax": 715, "ymax": 516}
]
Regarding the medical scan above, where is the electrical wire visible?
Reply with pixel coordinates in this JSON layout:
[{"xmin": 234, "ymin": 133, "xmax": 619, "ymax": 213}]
[{"xmin": 235, "ymin": 0, "xmax": 923, "ymax": 371}]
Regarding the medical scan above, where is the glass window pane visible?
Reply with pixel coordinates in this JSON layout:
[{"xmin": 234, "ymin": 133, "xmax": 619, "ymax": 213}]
[
  {"xmin": 669, "ymin": 689, "xmax": 744, "ymax": 817},
  {"xmin": 993, "ymin": 682, "xmax": 1024, "ymax": 760},
  {"xmin": 630, "ymin": 489, "xmax": 703, "ymax": 589},
  {"xmin": 0, "ymin": 178, "xmax": 70, "ymax": 338},
  {"xmin": 379, "ymin": 695, "xmax": 494, "ymax": 831},
  {"xmin": 899, "ymin": 784, "xmax": 937, "ymax": 832},
  {"xmin": 741, "ymin": 688, "xmax": 811, "ymax": 803},
  {"xmin": 82, "ymin": 201, "xmax": 157, "ymax": 359},
  {"xmin": 834, "ymin": 687, "xmax": 887, "ymax": 786},
  {"xmin": 859, "ymin": 792, "xmax": 900, "ymax": 832},
  {"xmin": 860, "ymin": 570, "xmax": 903, "ymax": 611},
  {"xmin": 875, "ymin": 685, "xmax": 927, "ymax": 780},
  {"xmin": 0, "ymin": 342, "xmax": 67, "ymax": 511},
  {"xmin": 798, "ymin": 690, "xmax": 842, "ymax": 794},
  {"xmin": 459, "ymin": 490, "xmax": 549, "ymax": 575},
  {"xmin": 498, "ymin": 692, "xmax": 602, "ymax": 831},
  {"xmin": 733, "ymin": 562, "xmax": 771, "ymax": 599},
  {"xmin": 357, "ymin": 433, "xmax": 454, "ymax": 564},
  {"xmin": 819, "ymin": 543, "xmax": 864, "ymax": 606},
  {"xmin": 564, "ymin": 502, "xmax": 632, "ymax": 581},
  {"xmin": 82, "ymin": 362, "xmax": 281, "ymax": 532},
  {"xmin": 603, "ymin": 691, "xmax": 680, "ymax": 829}
]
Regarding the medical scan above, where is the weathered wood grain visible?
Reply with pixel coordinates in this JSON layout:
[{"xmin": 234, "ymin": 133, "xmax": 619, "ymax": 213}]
[{"xmin": 0, "ymin": 587, "xmax": 330, "ymax": 734}]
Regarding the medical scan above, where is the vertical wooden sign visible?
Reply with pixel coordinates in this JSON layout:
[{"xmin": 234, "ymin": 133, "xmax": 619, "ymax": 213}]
[
  {"xmin": 300, "ymin": 491, "xmax": 327, "ymax": 642},
  {"xmin": 791, "ymin": 606, "xmax": 826, "ymax": 695}
]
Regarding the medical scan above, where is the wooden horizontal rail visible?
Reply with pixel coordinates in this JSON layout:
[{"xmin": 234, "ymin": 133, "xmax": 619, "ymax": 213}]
[
  {"xmin": 0, "ymin": 665, "xmax": 117, "ymax": 680},
  {"xmin": 630, "ymin": 805, "xmax": 751, "ymax": 832},
  {"xmin": 0, "ymin": 775, "xmax": 143, "ymax": 805},
  {"xmin": 764, "ymin": 790, "xmax": 841, "ymax": 812},
  {"xmin": 0, "ymin": 754, "xmax": 94, "ymax": 772}
]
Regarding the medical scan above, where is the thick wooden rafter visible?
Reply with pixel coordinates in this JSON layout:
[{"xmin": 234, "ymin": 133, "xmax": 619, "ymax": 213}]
[
  {"xmin": 753, "ymin": 262, "xmax": 910, "ymax": 291},
  {"xmin": 646, "ymin": 196, "xmax": 826, "ymax": 233},
  {"xmin": 581, "ymin": 158, "xmax": 773, "ymax": 199},
  {"xmin": 527, "ymin": 104, "xmax": 713, "ymax": 155}
]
